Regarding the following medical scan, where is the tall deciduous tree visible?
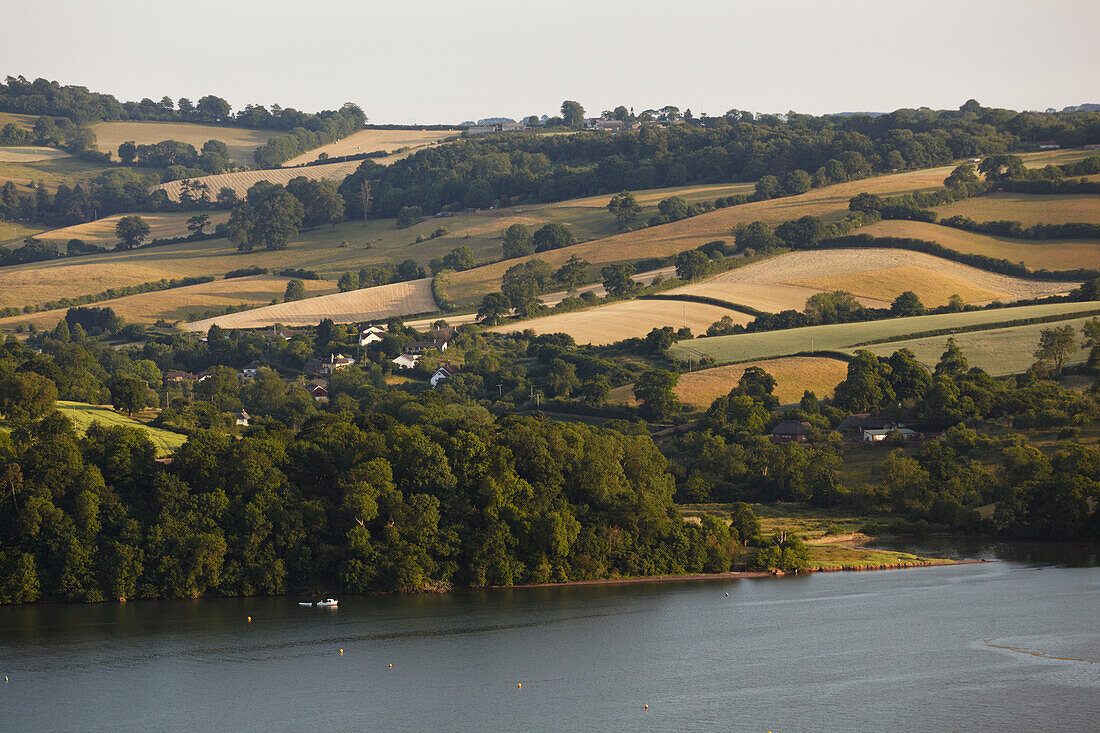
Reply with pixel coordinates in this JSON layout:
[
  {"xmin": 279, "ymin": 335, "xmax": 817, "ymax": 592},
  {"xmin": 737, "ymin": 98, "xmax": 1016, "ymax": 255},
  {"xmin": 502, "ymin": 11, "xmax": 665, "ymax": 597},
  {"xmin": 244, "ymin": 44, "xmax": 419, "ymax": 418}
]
[{"xmin": 114, "ymin": 216, "xmax": 150, "ymax": 250}]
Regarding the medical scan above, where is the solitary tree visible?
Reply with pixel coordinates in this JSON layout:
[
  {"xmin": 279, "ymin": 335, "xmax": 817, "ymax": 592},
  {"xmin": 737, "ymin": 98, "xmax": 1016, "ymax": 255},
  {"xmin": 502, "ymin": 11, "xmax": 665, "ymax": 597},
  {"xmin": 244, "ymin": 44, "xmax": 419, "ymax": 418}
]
[
  {"xmin": 115, "ymin": 216, "xmax": 151, "ymax": 250},
  {"xmin": 338, "ymin": 271, "xmax": 359, "ymax": 292},
  {"xmin": 109, "ymin": 376, "xmax": 147, "ymax": 416},
  {"xmin": 560, "ymin": 100, "xmax": 586, "ymax": 129},
  {"xmin": 633, "ymin": 369, "xmax": 680, "ymax": 420},
  {"xmin": 284, "ymin": 279, "xmax": 306, "ymax": 302},
  {"xmin": 477, "ymin": 292, "xmax": 511, "ymax": 325},
  {"xmin": 502, "ymin": 223, "xmax": 533, "ymax": 258},
  {"xmin": 606, "ymin": 190, "xmax": 640, "ymax": 229},
  {"xmin": 890, "ymin": 291, "xmax": 925, "ymax": 317},
  {"xmin": 601, "ymin": 264, "xmax": 638, "ymax": 297},
  {"xmin": 1034, "ymin": 325, "xmax": 1076, "ymax": 376},
  {"xmin": 186, "ymin": 214, "xmax": 210, "ymax": 237},
  {"xmin": 553, "ymin": 255, "xmax": 590, "ymax": 292}
]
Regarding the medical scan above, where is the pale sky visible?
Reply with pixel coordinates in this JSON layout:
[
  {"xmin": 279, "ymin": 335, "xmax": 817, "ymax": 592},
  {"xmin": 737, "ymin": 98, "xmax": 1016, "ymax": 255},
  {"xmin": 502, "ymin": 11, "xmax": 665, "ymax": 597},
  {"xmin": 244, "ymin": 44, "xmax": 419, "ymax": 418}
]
[{"xmin": 4, "ymin": 0, "xmax": 1098, "ymax": 124}]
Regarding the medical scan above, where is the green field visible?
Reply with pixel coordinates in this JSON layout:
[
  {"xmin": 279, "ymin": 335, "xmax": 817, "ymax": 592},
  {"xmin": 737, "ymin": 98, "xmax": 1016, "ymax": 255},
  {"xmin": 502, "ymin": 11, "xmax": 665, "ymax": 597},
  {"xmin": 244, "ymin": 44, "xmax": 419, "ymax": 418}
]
[
  {"xmin": 935, "ymin": 192, "xmax": 1100, "ymax": 226},
  {"xmin": 0, "ymin": 155, "xmax": 113, "ymax": 189},
  {"xmin": 0, "ymin": 220, "xmax": 45, "ymax": 244},
  {"xmin": 671, "ymin": 301, "xmax": 1100, "ymax": 369},
  {"xmin": 853, "ymin": 314, "xmax": 1098, "ymax": 375},
  {"xmin": 55, "ymin": 401, "xmax": 187, "ymax": 456}
]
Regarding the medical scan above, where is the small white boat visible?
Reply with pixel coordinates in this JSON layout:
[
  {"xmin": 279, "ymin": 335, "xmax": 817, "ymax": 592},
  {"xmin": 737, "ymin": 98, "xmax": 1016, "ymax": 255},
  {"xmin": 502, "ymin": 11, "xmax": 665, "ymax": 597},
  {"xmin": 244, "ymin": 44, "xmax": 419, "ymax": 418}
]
[{"xmin": 298, "ymin": 598, "xmax": 339, "ymax": 607}]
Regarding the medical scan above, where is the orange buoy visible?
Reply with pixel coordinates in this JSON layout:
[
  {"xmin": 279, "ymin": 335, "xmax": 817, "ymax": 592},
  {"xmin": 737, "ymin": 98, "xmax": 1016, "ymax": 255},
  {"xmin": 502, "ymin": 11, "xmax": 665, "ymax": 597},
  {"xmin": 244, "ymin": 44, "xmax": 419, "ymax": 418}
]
[
  {"xmin": 517, "ymin": 683, "xmax": 521, "ymax": 689},
  {"xmin": 388, "ymin": 664, "xmax": 393, "ymax": 668},
  {"xmin": 644, "ymin": 704, "xmax": 648, "ymax": 710},
  {"xmin": 339, "ymin": 649, "xmax": 344, "ymax": 655},
  {"xmin": 247, "ymin": 616, "xmax": 252, "ymax": 623}
]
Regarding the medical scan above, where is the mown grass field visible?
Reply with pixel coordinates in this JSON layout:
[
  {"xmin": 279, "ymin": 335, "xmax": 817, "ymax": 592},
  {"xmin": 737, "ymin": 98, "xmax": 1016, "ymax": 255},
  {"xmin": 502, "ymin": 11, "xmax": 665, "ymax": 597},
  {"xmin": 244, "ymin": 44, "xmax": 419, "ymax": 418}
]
[
  {"xmin": 670, "ymin": 300, "xmax": 1100, "ymax": 368},
  {"xmin": 183, "ymin": 277, "xmax": 435, "ymax": 330},
  {"xmin": 90, "ymin": 121, "xmax": 281, "ymax": 166},
  {"xmin": 857, "ymin": 219, "xmax": 1100, "ymax": 271},
  {"xmin": 0, "ymin": 275, "xmax": 335, "ymax": 330},
  {"xmin": 935, "ymin": 192, "xmax": 1100, "ymax": 226},
  {"xmin": 281, "ymin": 128, "xmax": 459, "ymax": 166},
  {"xmin": 852, "ymin": 314, "xmax": 1097, "ymax": 376},
  {"xmin": 152, "ymin": 159, "xmax": 362, "ymax": 202},
  {"xmin": 0, "ymin": 146, "xmax": 71, "ymax": 163},
  {"xmin": 491, "ymin": 299, "xmax": 750, "ymax": 345},
  {"xmin": 0, "ymin": 111, "xmax": 39, "ymax": 129},
  {"xmin": 55, "ymin": 401, "xmax": 186, "ymax": 457},
  {"xmin": 19, "ymin": 211, "xmax": 231, "ymax": 248},
  {"xmin": 669, "ymin": 248, "xmax": 1078, "ymax": 312}
]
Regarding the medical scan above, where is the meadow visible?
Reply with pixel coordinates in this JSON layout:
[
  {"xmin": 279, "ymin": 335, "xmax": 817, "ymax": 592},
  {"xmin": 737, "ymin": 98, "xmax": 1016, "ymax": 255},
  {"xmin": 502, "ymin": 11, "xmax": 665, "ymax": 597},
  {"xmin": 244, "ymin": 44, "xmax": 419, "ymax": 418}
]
[
  {"xmin": 55, "ymin": 400, "xmax": 186, "ymax": 457},
  {"xmin": 0, "ymin": 146, "xmax": 70, "ymax": 163},
  {"xmin": 668, "ymin": 248, "xmax": 1079, "ymax": 312},
  {"xmin": 0, "ymin": 154, "xmax": 113, "ymax": 190},
  {"xmin": 0, "ymin": 220, "xmax": 44, "ymax": 244},
  {"xmin": 281, "ymin": 128, "xmax": 460, "ymax": 166},
  {"xmin": 0, "ymin": 274, "xmax": 334, "ymax": 330},
  {"xmin": 151, "ymin": 159, "xmax": 362, "ymax": 202},
  {"xmin": 670, "ymin": 300, "xmax": 1100, "ymax": 368},
  {"xmin": 489, "ymin": 298, "xmax": 749, "ymax": 345},
  {"xmin": 14, "ymin": 211, "xmax": 231, "ymax": 248},
  {"xmin": 853, "ymin": 314, "xmax": 1097, "ymax": 376},
  {"xmin": 90, "ymin": 121, "xmax": 281, "ymax": 166},
  {"xmin": 182, "ymin": 277, "xmax": 435, "ymax": 330},
  {"xmin": 857, "ymin": 219, "xmax": 1100, "ymax": 271}
]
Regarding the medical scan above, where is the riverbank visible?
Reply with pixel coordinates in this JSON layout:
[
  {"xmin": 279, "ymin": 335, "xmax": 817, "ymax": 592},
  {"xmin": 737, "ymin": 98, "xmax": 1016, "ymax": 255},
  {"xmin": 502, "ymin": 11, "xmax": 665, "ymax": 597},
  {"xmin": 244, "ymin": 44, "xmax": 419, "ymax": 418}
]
[{"xmin": 503, "ymin": 557, "xmax": 985, "ymax": 592}]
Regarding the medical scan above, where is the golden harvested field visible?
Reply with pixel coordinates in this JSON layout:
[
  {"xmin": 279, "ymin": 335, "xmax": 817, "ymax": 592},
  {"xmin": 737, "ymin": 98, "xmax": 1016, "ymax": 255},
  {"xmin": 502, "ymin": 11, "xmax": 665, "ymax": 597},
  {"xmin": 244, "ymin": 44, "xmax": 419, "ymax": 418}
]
[
  {"xmin": 788, "ymin": 266, "xmax": 1005, "ymax": 306},
  {"xmin": 563, "ymin": 182, "xmax": 757, "ymax": 209},
  {"xmin": 0, "ymin": 112, "xmax": 38, "ymax": 130},
  {"xmin": 183, "ymin": 277, "xmax": 436, "ymax": 331},
  {"xmin": 0, "ymin": 260, "xmax": 195, "ymax": 309},
  {"xmin": 935, "ymin": 193, "xmax": 1100, "ymax": 225},
  {"xmin": 281, "ymin": 128, "xmax": 459, "ymax": 166},
  {"xmin": 0, "ymin": 146, "xmax": 70, "ymax": 163},
  {"xmin": 446, "ymin": 164, "xmax": 962, "ymax": 304},
  {"xmin": 90, "ymin": 121, "xmax": 280, "ymax": 166},
  {"xmin": 490, "ymin": 299, "xmax": 750, "ymax": 345},
  {"xmin": 27, "ymin": 211, "xmax": 230, "ymax": 247},
  {"xmin": 0, "ymin": 275, "xmax": 334, "ymax": 331},
  {"xmin": 669, "ymin": 249, "xmax": 1078, "ymax": 312},
  {"xmin": 858, "ymin": 219, "xmax": 1100, "ymax": 271},
  {"xmin": 608, "ymin": 356, "xmax": 849, "ymax": 409},
  {"xmin": 151, "ymin": 160, "xmax": 361, "ymax": 202}
]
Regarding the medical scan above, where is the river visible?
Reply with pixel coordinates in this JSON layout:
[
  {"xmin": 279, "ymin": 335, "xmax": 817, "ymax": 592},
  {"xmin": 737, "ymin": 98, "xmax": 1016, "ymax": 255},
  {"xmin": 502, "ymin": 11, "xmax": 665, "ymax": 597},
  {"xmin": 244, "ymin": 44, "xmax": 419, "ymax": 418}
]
[{"xmin": 1, "ymin": 541, "xmax": 1097, "ymax": 732}]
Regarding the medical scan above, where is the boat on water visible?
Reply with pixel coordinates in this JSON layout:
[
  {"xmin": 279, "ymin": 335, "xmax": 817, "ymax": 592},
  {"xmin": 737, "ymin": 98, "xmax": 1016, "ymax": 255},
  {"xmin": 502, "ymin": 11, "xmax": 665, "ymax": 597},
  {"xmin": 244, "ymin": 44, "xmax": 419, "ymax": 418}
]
[{"xmin": 298, "ymin": 598, "xmax": 339, "ymax": 607}]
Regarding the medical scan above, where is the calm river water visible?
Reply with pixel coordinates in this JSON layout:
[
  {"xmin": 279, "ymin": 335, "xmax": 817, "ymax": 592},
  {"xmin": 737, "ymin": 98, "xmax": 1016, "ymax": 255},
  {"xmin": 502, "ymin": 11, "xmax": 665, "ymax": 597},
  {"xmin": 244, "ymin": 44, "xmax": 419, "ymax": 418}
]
[{"xmin": 1, "ymin": 541, "xmax": 1097, "ymax": 732}]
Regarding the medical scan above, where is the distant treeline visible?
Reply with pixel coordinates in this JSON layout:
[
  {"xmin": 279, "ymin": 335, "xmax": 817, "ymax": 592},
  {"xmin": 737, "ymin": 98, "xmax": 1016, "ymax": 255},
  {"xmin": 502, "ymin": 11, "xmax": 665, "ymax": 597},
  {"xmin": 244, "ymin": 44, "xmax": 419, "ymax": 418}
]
[{"xmin": 0, "ymin": 75, "xmax": 366, "ymax": 132}]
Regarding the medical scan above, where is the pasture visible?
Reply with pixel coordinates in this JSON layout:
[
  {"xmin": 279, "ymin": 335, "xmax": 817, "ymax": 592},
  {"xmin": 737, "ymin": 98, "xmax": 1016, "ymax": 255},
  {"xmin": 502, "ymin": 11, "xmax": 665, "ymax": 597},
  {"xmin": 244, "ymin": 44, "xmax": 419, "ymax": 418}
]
[
  {"xmin": 55, "ymin": 401, "xmax": 186, "ymax": 457},
  {"xmin": 934, "ymin": 192, "xmax": 1100, "ymax": 226},
  {"xmin": 90, "ymin": 121, "xmax": 281, "ymax": 166},
  {"xmin": 852, "ymin": 315, "xmax": 1097, "ymax": 376},
  {"xmin": 0, "ymin": 275, "xmax": 334, "ymax": 330},
  {"xmin": 0, "ymin": 220, "xmax": 44, "ymax": 244},
  {"xmin": 670, "ymin": 301, "xmax": 1100, "ymax": 367},
  {"xmin": 183, "ymin": 277, "xmax": 436, "ymax": 330},
  {"xmin": 0, "ymin": 155, "xmax": 112, "ymax": 189},
  {"xmin": 151, "ymin": 159, "xmax": 362, "ymax": 202},
  {"xmin": 857, "ymin": 219, "xmax": 1100, "ymax": 271},
  {"xmin": 281, "ymin": 128, "xmax": 459, "ymax": 166},
  {"xmin": 25, "ymin": 211, "xmax": 230, "ymax": 248},
  {"xmin": 490, "ymin": 299, "xmax": 751, "ymax": 345},
  {"xmin": 669, "ymin": 248, "xmax": 1078, "ymax": 312},
  {"xmin": 0, "ymin": 111, "xmax": 38, "ymax": 129},
  {"xmin": 0, "ymin": 146, "xmax": 70, "ymax": 163}
]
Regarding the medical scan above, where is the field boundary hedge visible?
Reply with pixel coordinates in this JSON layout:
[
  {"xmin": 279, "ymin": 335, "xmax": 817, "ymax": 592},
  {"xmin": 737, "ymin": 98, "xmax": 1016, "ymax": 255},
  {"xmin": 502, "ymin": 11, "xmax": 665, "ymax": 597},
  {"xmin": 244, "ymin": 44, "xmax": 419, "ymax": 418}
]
[{"xmin": 639, "ymin": 293, "xmax": 767, "ymax": 317}]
